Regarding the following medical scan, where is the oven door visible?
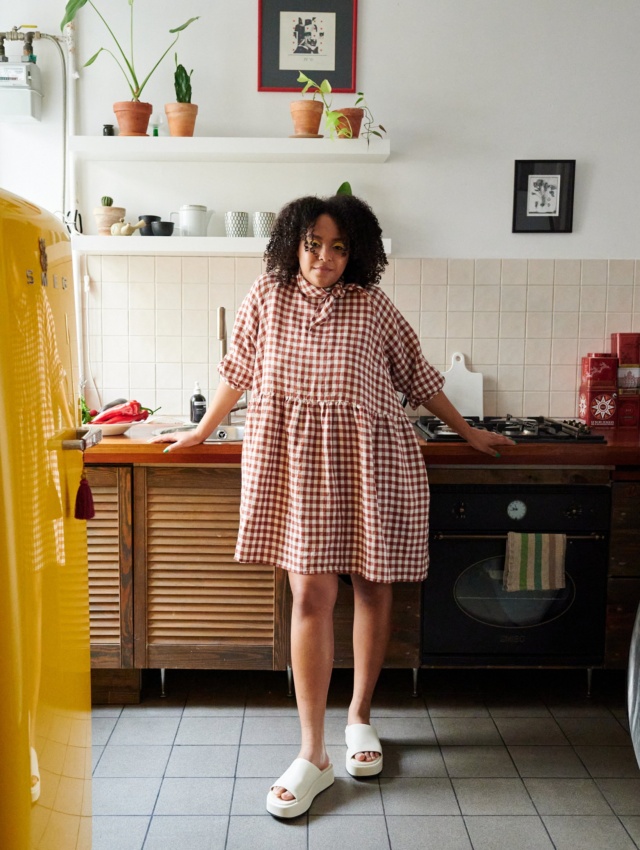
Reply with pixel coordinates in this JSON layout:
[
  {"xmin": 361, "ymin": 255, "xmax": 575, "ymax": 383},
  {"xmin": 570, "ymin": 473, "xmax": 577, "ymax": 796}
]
[{"xmin": 422, "ymin": 534, "xmax": 608, "ymax": 666}]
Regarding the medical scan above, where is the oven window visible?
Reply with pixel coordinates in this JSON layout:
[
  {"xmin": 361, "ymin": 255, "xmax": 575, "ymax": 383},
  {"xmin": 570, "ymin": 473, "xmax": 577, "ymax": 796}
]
[{"xmin": 454, "ymin": 556, "xmax": 576, "ymax": 628}]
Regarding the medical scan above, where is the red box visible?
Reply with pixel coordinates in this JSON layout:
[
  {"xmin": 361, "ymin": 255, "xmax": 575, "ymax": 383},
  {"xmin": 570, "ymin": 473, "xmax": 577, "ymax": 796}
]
[
  {"xmin": 617, "ymin": 395, "xmax": 640, "ymax": 428},
  {"xmin": 578, "ymin": 386, "xmax": 617, "ymax": 427},
  {"xmin": 581, "ymin": 353, "xmax": 618, "ymax": 388},
  {"xmin": 611, "ymin": 333, "xmax": 640, "ymax": 365}
]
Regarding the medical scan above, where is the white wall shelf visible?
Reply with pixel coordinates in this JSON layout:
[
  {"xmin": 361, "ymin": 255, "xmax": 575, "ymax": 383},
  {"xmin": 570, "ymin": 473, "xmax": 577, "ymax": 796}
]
[
  {"xmin": 71, "ymin": 235, "xmax": 392, "ymax": 257},
  {"xmin": 68, "ymin": 135, "xmax": 391, "ymax": 164}
]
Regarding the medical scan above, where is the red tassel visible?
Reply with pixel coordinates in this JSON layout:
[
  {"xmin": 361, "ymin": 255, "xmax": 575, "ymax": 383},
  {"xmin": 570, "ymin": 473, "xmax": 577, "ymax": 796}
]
[{"xmin": 74, "ymin": 473, "xmax": 95, "ymax": 520}]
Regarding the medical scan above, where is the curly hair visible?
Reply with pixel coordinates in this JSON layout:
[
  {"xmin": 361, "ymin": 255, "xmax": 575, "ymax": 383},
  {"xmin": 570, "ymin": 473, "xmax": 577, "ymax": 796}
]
[{"xmin": 264, "ymin": 194, "xmax": 388, "ymax": 288}]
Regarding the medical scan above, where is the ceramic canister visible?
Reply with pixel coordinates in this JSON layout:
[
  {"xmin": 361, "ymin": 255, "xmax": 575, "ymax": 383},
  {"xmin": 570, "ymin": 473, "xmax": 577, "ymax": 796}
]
[
  {"xmin": 170, "ymin": 204, "xmax": 210, "ymax": 237},
  {"xmin": 580, "ymin": 353, "xmax": 618, "ymax": 388},
  {"xmin": 252, "ymin": 211, "xmax": 276, "ymax": 238},
  {"xmin": 224, "ymin": 211, "xmax": 249, "ymax": 237}
]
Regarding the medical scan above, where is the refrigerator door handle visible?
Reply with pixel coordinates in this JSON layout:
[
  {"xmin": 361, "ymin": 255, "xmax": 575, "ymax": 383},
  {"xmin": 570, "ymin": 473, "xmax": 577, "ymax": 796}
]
[{"xmin": 58, "ymin": 427, "xmax": 103, "ymax": 451}]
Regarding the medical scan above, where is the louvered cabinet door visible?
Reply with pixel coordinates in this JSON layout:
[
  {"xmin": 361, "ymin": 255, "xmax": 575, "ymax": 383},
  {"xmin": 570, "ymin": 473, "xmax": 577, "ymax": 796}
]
[
  {"xmin": 133, "ymin": 467, "xmax": 288, "ymax": 670},
  {"xmin": 85, "ymin": 466, "xmax": 133, "ymax": 667}
]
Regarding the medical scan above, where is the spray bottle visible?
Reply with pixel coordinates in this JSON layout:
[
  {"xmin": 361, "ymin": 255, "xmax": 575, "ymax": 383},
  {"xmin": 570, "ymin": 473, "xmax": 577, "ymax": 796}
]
[{"xmin": 190, "ymin": 381, "xmax": 206, "ymax": 423}]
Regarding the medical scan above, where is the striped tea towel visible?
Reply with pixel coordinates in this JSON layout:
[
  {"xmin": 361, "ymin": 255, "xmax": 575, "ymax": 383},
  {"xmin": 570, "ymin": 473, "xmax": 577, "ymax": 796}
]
[{"xmin": 503, "ymin": 532, "xmax": 567, "ymax": 592}]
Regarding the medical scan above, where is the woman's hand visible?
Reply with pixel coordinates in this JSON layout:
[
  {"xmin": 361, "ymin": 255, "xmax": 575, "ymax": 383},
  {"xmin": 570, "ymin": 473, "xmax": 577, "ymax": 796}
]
[
  {"xmin": 423, "ymin": 390, "xmax": 516, "ymax": 458},
  {"xmin": 148, "ymin": 428, "xmax": 205, "ymax": 453},
  {"xmin": 462, "ymin": 427, "xmax": 516, "ymax": 458}
]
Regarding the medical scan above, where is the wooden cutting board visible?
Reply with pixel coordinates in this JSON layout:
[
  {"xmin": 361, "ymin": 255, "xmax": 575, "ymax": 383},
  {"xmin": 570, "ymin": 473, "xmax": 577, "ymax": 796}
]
[{"xmin": 442, "ymin": 352, "xmax": 484, "ymax": 417}]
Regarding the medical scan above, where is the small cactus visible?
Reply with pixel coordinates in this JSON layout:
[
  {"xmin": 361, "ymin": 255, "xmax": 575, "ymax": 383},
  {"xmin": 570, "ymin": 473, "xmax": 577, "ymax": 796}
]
[
  {"xmin": 174, "ymin": 53, "xmax": 193, "ymax": 103},
  {"xmin": 101, "ymin": 196, "xmax": 113, "ymax": 207}
]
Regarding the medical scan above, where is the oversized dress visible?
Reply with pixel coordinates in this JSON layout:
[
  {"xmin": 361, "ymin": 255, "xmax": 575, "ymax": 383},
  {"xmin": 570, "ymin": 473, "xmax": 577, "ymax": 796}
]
[{"xmin": 218, "ymin": 272, "xmax": 445, "ymax": 583}]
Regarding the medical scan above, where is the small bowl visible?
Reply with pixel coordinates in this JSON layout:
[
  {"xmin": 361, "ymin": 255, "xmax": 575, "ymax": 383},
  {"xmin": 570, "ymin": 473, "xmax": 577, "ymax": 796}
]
[
  {"xmin": 151, "ymin": 220, "xmax": 174, "ymax": 236},
  {"xmin": 89, "ymin": 423, "xmax": 133, "ymax": 436},
  {"xmin": 138, "ymin": 214, "xmax": 161, "ymax": 236}
]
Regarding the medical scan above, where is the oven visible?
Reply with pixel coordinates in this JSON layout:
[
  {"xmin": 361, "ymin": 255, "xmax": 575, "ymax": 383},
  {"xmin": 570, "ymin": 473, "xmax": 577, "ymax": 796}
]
[{"xmin": 422, "ymin": 483, "xmax": 610, "ymax": 669}]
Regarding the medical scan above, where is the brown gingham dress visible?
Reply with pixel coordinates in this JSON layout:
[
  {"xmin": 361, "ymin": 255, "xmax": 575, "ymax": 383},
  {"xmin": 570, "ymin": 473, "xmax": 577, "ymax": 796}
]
[{"xmin": 218, "ymin": 272, "xmax": 445, "ymax": 583}]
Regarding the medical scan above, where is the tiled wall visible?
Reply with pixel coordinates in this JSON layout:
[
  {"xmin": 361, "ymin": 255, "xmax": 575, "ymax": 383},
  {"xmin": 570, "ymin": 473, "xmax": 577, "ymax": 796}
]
[{"xmin": 83, "ymin": 254, "xmax": 640, "ymax": 418}]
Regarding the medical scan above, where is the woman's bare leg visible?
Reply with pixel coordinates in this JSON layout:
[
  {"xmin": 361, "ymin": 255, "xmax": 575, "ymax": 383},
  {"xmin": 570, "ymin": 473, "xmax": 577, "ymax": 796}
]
[
  {"xmin": 272, "ymin": 572, "xmax": 338, "ymax": 800},
  {"xmin": 348, "ymin": 575, "xmax": 393, "ymax": 762}
]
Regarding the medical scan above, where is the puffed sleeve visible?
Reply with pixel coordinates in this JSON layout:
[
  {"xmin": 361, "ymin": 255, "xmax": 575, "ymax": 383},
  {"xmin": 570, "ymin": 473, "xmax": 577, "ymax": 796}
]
[
  {"xmin": 376, "ymin": 291, "xmax": 444, "ymax": 408},
  {"xmin": 217, "ymin": 282, "xmax": 260, "ymax": 392}
]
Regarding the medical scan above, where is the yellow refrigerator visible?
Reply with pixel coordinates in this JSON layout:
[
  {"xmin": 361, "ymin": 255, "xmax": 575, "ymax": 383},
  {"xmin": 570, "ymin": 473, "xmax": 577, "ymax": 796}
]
[{"xmin": 0, "ymin": 188, "xmax": 92, "ymax": 848}]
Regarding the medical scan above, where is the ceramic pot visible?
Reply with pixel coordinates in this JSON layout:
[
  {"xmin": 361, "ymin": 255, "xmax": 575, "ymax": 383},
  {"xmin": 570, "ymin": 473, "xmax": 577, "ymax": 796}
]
[
  {"xmin": 252, "ymin": 212, "xmax": 276, "ymax": 238},
  {"xmin": 93, "ymin": 206, "xmax": 126, "ymax": 236},
  {"xmin": 224, "ymin": 212, "xmax": 249, "ymax": 238},
  {"xmin": 290, "ymin": 100, "xmax": 323, "ymax": 137},
  {"xmin": 165, "ymin": 102, "xmax": 199, "ymax": 137},
  {"xmin": 138, "ymin": 215, "xmax": 161, "ymax": 236},
  {"xmin": 113, "ymin": 101, "xmax": 153, "ymax": 136},
  {"xmin": 336, "ymin": 107, "xmax": 364, "ymax": 139}
]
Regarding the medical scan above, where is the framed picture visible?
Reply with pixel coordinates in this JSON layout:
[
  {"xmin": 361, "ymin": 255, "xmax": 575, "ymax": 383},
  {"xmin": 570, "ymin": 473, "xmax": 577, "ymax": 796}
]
[
  {"xmin": 258, "ymin": 0, "xmax": 357, "ymax": 92},
  {"xmin": 512, "ymin": 159, "xmax": 576, "ymax": 233}
]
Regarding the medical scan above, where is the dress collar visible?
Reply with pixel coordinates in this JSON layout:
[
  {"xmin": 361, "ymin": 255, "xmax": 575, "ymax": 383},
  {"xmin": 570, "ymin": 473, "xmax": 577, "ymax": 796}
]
[{"xmin": 295, "ymin": 272, "xmax": 360, "ymax": 328}]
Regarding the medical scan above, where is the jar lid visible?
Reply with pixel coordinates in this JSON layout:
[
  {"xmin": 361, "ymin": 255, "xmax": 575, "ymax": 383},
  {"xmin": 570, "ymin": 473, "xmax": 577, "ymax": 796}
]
[{"xmin": 180, "ymin": 204, "xmax": 207, "ymax": 211}]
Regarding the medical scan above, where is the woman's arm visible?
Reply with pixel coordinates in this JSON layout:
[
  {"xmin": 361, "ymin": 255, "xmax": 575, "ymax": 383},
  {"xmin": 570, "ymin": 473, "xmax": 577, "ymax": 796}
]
[
  {"xmin": 148, "ymin": 380, "xmax": 244, "ymax": 452},
  {"xmin": 424, "ymin": 391, "xmax": 515, "ymax": 458}
]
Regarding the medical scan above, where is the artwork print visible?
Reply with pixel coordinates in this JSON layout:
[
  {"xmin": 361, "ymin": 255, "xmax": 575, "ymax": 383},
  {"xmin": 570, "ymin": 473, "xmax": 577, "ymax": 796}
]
[
  {"xmin": 279, "ymin": 11, "xmax": 337, "ymax": 71},
  {"xmin": 527, "ymin": 174, "xmax": 560, "ymax": 217}
]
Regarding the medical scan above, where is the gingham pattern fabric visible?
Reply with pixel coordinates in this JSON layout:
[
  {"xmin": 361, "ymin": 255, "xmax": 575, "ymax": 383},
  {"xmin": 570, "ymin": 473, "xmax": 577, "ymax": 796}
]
[{"xmin": 218, "ymin": 272, "xmax": 445, "ymax": 583}]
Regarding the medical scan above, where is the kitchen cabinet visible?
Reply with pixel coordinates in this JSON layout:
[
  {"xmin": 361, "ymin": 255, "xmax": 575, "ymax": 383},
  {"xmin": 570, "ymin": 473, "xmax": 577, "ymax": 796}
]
[{"xmin": 605, "ymin": 479, "xmax": 640, "ymax": 668}]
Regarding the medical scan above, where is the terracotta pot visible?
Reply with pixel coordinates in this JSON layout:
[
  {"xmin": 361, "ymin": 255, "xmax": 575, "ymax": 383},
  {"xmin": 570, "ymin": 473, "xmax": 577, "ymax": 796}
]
[
  {"xmin": 93, "ymin": 206, "xmax": 126, "ymax": 236},
  {"xmin": 165, "ymin": 102, "xmax": 199, "ymax": 137},
  {"xmin": 113, "ymin": 101, "xmax": 152, "ymax": 136},
  {"xmin": 290, "ymin": 100, "xmax": 323, "ymax": 137},
  {"xmin": 336, "ymin": 107, "xmax": 364, "ymax": 139}
]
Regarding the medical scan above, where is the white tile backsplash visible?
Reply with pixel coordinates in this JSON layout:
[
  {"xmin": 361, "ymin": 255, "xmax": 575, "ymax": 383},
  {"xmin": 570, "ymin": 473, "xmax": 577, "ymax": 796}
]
[{"xmin": 83, "ymin": 255, "xmax": 640, "ymax": 418}]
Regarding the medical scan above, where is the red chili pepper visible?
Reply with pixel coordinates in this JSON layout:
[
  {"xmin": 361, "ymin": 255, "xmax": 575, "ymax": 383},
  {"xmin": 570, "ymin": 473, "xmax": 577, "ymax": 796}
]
[{"xmin": 92, "ymin": 401, "xmax": 142, "ymax": 423}]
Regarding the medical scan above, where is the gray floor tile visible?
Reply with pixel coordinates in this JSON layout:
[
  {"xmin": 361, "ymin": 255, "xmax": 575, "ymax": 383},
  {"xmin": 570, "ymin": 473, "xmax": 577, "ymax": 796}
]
[
  {"xmin": 383, "ymin": 744, "xmax": 448, "ymax": 777},
  {"xmin": 375, "ymin": 716, "xmax": 437, "ymax": 746},
  {"xmin": 494, "ymin": 717, "xmax": 569, "ymax": 746},
  {"xmin": 620, "ymin": 816, "xmax": 640, "ymax": 847},
  {"xmin": 183, "ymin": 694, "xmax": 245, "ymax": 716},
  {"xmin": 554, "ymin": 716, "xmax": 631, "ymax": 746},
  {"xmin": 235, "ymin": 744, "xmax": 301, "ymax": 777},
  {"xmin": 109, "ymin": 717, "xmax": 180, "ymax": 746},
  {"xmin": 92, "ymin": 716, "xmax": 118, "ymax": 746},
  {"xmin": 426, "ymin": 694, "xmax": 489, "ymax": 717},
  {"xmin": 92, "ymin": 745, "xmax": 104, "ymax": 772},
  {"xmin": 370, "ymin": 694, "xmax": 430, "ymax": 717},
  {"xmin": 574, "ymin": 746, "xmax": 640, "ymax": 778},
  {"xmin": 485, "ymin": 699, "xmax": 551, "ymax": 718},
  {"xmin": 143, "ymin": 815, "xmax": 228, "ymax": 850},
  {"xmin": 227, "ymin": 815, "xmax": 308, "ymax": 850},
  {"xmin": 308, "ymin": 815, "xmax": 389, "ymax": 849},
  {"xmin": 452, "ymin": 777, "xmax": 536, "ymax": 815},
  {"xmin": 542, "ymin": 815, "xmax": 638, "ymax": 850},
  {"xmin": 546, "ymin": 699, "xmax": 614, "ymax": 718},
  {"xmin": 595, "ymin": 778, "xmax": 640, "ymax": 815},
  {"xmin": 386, "ymin": 815, "xmax": 472, "ymax": 850},
  {"xmin": 523, "ymin": 777, "xmax": 613, "ymax": 815},
  {"xmin": 121, "ymin": 697, "xmax": 185, "ymax": 716},
  {"xmin": 92, "ymin": 778, "xmax": 161, "ymax": 815},
  {"xmin": 93, "ymin": 745, "xmax": 171, "ymax": 778},
  {"xmin": 91, "ymin": 816, "xmax": 149, "ymax": 850},
  {"xmin": 244, "ymin": 690, "xmax": 299, "ymax": 716},
  {"xmin": 165, "ymin": 745, "xmax": 238, "ymax": 777},
  {"xmin": 175, "ymin": 716, "xmax": 242, "ymax": 746},
  {"xmin": 241, "ymin": 715, "xmax": 301, "ymax": 745},
  {"xmin": 310, "ymin": 776, "xmax": 384, "ymax": 815},
  {"xmin": 508, "ymin": 745, "xmax": 589, "ymax": 778},
  {"xmin": 440, "ymin": 745, "xmax": 518, "ymax": 777},
  {"xmin": 464, "ymin": 815, "xmax": 554, "ymax": 850},
  {"xmin": 91, "ymin": 705, "xmax": 123, "ymax": 717},
  {"xmin": 154, "ymin": 777, "xmax": 234, "ymax": 816},
  {"xmin": 432, "ymin": 717, "xmax": 502, "ymax": 746},
  {"xmin": 230, "ymin": 777, "xmax": 272, "ymax": 815},
  {"xmin": 379, "ymin": 777, "xmax": 459, "ymax": 815}
]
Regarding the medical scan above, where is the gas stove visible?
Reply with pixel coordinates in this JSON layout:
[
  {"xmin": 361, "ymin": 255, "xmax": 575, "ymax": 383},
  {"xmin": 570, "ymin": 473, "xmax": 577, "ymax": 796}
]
[{"xmin": 415, "ymin": 414, "xmax": 607, "ymax": 443}]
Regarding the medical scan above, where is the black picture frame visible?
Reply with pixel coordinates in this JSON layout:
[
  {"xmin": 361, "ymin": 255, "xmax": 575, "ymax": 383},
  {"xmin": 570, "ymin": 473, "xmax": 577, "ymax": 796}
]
[
  {"xmin": 258, "ymin": 0, "xmax": 357, "ymax": 92},
  {"xmin": 512, "ymin": 160, "xmax": 576, "ymax": 233}
]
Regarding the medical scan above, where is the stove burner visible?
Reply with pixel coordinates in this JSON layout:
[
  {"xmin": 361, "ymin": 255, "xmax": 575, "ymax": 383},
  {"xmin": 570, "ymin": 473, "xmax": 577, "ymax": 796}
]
[{"xmin": 416, "ymin": 415, "xmax": 606, "ymax": 443}]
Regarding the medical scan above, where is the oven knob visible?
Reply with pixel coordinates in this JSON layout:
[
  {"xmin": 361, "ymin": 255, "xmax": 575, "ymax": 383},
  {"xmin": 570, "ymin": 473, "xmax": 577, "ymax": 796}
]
[
  {"xmin": 565, "ymin": 505, "xmax": 582, "ymax": 519},
  {"xmin": 453, "ymin": 502, "xmax": 466, "ymax": 518}
]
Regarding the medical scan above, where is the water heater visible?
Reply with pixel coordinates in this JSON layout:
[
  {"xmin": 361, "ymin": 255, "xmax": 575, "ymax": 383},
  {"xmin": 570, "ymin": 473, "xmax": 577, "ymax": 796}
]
[{"xmin": 0, "ymin": 61, "xmax": 42, "ymax": 121}]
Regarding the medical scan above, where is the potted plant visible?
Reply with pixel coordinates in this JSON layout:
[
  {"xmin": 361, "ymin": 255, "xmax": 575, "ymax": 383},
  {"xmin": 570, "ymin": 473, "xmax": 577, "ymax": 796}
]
[
  {"xmin": 292, "ymin": 72, "xmax": 347, "ymax": 138},
  {"xmin": 165, "ymin": 54, "xmax": 198, "ymax": 137},
  {"xmin": 93, "ymin": 195, "xmax": 126, "ymax": 235},
  {"xmin": 353, "ymin": 92, "xmax": 387, "ymax": 145},
  {"xmin": 60, "ymin": 0, "xmax": 198, "ymax": 136}
]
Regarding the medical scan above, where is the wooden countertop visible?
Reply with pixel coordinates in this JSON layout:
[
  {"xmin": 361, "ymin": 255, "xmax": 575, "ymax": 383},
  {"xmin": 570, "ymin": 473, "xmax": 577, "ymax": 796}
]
[{"xmin": 84, "ymin": 421, "xmax": 640, "ymax": 468}]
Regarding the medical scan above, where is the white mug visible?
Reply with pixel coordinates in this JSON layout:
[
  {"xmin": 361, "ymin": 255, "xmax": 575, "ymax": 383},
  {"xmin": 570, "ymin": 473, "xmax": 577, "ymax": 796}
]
[
  {"xmin": 170, "ymin": 204, "xmax": 212, "ymax": 237},
  {"xmin": 225, "ymin": 211, "xmax": 249, "ymax": 237},
  {"xmin": 252, "ymin": 211, "xmax": 276, "ymax": 239}
]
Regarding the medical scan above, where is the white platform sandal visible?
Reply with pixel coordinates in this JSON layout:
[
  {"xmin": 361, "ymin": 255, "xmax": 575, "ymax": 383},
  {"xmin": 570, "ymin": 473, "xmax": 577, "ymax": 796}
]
[
  {"xmin": 266, "ymin": 758, "xmax": 334, "ymax": 818},
  {"xmin": 345, "ymin": 723, "xmax": 383, "ymax": 777}
]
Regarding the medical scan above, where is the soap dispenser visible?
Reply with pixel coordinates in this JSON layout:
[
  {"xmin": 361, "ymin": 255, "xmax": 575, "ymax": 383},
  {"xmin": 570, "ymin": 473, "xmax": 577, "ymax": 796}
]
[{"xmin": 190, "ymin": 382, "xmax": 206, "ymax": 423}]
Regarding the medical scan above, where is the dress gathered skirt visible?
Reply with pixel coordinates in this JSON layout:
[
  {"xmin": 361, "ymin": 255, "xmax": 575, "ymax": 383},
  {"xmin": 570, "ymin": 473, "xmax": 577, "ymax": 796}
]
[{"xmin": 218, "ymin": 272, "xmax": 444, "ymax": 583}]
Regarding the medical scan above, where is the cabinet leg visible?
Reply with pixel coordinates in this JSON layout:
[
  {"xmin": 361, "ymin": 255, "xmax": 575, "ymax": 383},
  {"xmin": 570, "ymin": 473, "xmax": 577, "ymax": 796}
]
[
  {"xmin": 412, "ymin": 667, "xmax": 419, "ymax": 697},
  {"xmin": 160, "ymin": 668, "xmax": 166, "ymax": 698},
  {"xmin": 286, "ymin": 664, "xmax": 293, "ymax": 698}
]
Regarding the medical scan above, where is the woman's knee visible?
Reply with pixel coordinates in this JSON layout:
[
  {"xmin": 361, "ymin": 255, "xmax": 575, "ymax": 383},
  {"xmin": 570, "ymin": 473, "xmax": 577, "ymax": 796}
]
[
  {"xmin": 289, "ymin": 572, "xmax": 338, "ymax": 618},
  {"xmin": 351, "ymin": 574, "xmax": 393, "ymax": 607}
]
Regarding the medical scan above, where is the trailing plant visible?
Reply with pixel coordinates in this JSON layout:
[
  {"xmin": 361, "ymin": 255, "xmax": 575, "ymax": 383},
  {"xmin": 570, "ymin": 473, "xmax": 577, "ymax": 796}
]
[
  {"xmin": 297, "ymin": 72, "xmax": 349, "ymax": 138},
  {"xmin": 354, "ymin": 92, "xmax": 386, "ymax": 145},
  {"xmin": 60, "ymin": 0, "xmax": 199, "ymax": 102},
  {"xmin": 173, "ymin": 54, "xmax": 193, "ymax": 103}
]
